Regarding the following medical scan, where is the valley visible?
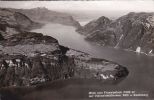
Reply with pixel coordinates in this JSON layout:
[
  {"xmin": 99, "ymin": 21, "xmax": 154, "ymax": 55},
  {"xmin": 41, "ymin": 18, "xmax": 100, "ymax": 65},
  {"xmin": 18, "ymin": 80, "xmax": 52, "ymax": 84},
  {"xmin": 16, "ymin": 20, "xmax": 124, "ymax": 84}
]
[{"xmin": 0, "ymin": 6, "xmax": 154, "ymax": 100}]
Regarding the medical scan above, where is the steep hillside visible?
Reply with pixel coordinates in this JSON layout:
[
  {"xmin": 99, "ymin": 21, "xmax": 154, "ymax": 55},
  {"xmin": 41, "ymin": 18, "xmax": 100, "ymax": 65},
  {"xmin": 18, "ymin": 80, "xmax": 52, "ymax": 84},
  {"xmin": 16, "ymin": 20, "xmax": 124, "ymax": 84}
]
[
  {"xmin": 0, "ymin": 8, "xmax": 42, "ymax": 39},
  {"xmin": 76, "ymin": 16, "xmax": 111, "ymax": 35},
  {"xmin": 77, "ymin": 12, "xmax": 154, "ymax": 54},
  {"xmin": 0, "ymin": 32, "xmax": 128, "ymax": 87}
]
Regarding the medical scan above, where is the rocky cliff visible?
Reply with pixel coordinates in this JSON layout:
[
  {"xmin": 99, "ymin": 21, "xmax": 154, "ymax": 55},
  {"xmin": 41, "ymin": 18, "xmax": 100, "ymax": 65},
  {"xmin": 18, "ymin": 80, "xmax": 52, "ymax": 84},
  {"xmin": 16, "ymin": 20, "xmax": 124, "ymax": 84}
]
[
  {"xmin": 0, "ymin": 32, "xmax": 128, "ymax": 87},
  {"xmin": 66, "ymin": 49, "xmax": 128, "ymax": 84},
  {"xmin": 0, "ymin": 32, "xmax": 129, "ymax": 99},
  {"xmin": 77, "ymin": 12, "xmax": 154, "ymax": 54},
  {"xmin": 12, "ymin": 7, "xmax": 81, "ymax": 28}
]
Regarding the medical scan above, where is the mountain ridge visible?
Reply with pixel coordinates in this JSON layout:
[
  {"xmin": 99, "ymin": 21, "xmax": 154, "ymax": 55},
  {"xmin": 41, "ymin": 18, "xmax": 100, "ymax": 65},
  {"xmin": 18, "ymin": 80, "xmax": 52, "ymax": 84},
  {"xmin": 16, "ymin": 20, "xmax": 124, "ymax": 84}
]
[
  {"xmin": 0, "ymin": 8, "xmax": 43, "ymax": 39},
  {"xmin": 77, "ymin": 12, "xmax": 154, "ymax": 55},
  {"xmin": 7, "ymin": 7, "xmax": 81, "ymax": 28}
]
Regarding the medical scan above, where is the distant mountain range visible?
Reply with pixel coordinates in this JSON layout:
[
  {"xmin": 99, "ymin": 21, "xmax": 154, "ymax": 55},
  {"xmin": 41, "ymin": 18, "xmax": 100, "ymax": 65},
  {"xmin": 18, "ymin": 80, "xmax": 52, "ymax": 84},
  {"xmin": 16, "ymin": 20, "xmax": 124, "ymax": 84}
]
[
  {"xmin": 77, "ymin": 12, "xmax": 154, "ymax": 54},
  {"xmin": 9, "ymin": 7, "xmax": 81, "ymax": 28}
]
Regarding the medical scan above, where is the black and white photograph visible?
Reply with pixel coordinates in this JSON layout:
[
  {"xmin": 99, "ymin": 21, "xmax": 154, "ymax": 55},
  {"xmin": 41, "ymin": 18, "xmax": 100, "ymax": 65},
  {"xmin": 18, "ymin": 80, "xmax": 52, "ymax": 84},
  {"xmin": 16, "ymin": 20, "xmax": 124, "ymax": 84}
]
[{"xmin": 0, "ymin": 0, "xmax": 154, "ymax": 100}]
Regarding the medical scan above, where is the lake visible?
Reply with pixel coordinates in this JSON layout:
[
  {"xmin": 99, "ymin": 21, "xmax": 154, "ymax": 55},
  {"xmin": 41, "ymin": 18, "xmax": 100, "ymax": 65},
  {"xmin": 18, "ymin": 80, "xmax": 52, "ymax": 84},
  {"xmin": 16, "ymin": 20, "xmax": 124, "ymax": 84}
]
[{"xmin": 31, "ymin": 23, "xmax": 154, "ymax": 99}]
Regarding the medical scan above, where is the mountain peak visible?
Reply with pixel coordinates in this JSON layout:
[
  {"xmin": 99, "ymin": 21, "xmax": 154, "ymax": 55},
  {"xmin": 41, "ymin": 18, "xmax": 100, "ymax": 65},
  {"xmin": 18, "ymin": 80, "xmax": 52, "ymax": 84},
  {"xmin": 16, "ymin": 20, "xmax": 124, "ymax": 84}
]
[
  {"xmin": 32, "ymin": 7, "xmax": 49, "ymax": 11},
  {"xmin": 77, "ymin": 12, "xmax": 154, "ymax": 54}
]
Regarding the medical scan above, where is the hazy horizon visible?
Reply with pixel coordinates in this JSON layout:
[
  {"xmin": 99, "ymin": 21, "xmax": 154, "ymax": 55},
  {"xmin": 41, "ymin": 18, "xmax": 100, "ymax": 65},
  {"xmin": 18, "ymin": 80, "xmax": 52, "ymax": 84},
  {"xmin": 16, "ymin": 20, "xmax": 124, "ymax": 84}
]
[
  {"xmin": 0, "ymin": 1, "xmax": 154, "ymax": 11},
  {"xmin": 0, "ymin": 1, "xmax": 154, "ymax": 20}
]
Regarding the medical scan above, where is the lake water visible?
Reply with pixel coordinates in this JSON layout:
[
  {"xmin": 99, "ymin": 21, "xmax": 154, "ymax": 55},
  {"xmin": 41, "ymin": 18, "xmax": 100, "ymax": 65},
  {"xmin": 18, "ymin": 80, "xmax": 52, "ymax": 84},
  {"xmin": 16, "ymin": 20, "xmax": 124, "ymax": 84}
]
[{"xmin": 31, "ymin": 23, "xmax": 154, "ymax": 99}]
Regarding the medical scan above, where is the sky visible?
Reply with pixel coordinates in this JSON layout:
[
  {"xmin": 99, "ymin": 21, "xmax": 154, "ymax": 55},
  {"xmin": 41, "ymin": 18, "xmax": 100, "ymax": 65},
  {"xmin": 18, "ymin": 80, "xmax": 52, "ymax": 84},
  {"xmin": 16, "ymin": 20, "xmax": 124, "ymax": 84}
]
[
  {"xmin": 0, "ymin": 0, "xmax": 154, "ymax": 20},
  {"xmin": 0, "ymin": 0, "xmax": 154, "ymax": 12}
]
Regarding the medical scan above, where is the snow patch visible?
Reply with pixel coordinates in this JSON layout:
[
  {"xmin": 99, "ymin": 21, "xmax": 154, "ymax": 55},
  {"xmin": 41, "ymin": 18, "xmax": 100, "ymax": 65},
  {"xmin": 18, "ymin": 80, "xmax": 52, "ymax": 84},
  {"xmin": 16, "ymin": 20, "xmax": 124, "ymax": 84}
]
[
  {"xmin": 149, "ymin": 50, "xmax": 153, "ymax": 54},
  {"xmin": 136, "ymin": 46, "xmax": 141, "ymax": 53},
  {"xmin": 100, "ymin": 74, "xmax": 109, "ymax": 79},
  {"xmin": 114, "ymin": 34, "xmax": 124, "ymax": 48},
  {"xmin": 16, "ymin": 59, "xmax": 21, "ymax": 62}
]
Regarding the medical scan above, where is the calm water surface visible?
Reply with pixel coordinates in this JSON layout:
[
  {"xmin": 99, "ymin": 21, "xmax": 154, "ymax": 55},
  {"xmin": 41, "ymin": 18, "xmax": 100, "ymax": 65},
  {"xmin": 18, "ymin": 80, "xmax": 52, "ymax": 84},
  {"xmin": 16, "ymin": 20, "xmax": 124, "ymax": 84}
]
[{"xmin": 31, "ymin": 23, "xmax": 154, "ymax": 99}]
